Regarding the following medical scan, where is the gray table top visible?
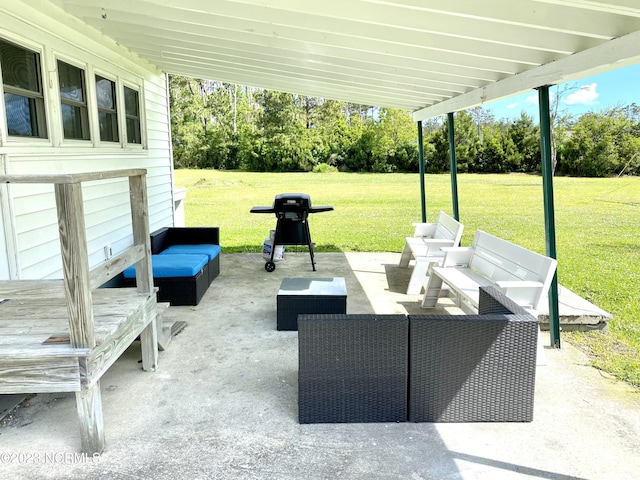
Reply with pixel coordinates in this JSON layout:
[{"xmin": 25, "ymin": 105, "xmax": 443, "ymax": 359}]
[{"xmin": 278, "ymin": 277, "xmax": 346, "ymax": 296}]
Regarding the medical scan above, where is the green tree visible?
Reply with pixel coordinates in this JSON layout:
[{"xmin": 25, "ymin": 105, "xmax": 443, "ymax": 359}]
[
  {"xmin": 232, "ymin": 85, "xmax": 263, "ymax": 170},
  {"xmin": 316, "ymin": 99, "xmax": 349, "ymax": 166},
  {"xmin": 168, "ymin": 75, "xmax": 638, "ymax": 176},
  {"xmin": 476, "ymin": 127, "xmax": 507, "ymax": 173},
  {"xmin": 343, "ymin": 124, "xmax": 376, "ymax": 172},
  {"xmin": 506, "ymin": 112, "xmax": 540, "ymax": 172},
  {"xmin": 469, "ymin": 106, "xmax": 495, "ymax": 143},
  {"xmin": 169, "ymin": 76, "xmax": 253, "ymax": 169},
  {"xmin": 558, "ymin": 108, "xmax": 640, "ymax": 177},
  {"xmin": 169, "ymin": 76, "xmax": 213, "ymax": 168},
  {"xmin": 254, "ymin": 91, "xmax": 315, "ymax": 171},
  {"xmin": 423, "ymin": 127, "xmax": 450, "ymax": 173},
  {"xmin": 371, "ymin": 108, "xmax": 418, "ymax": 172},
  {"xmin": 451, "ymin": 111, "xmax": 481, "ymax": 172}
]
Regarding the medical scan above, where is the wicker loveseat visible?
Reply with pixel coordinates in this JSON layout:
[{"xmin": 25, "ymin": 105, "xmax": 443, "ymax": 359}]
[{"xmin": 124, "ymin": 227, "xmax": 220, "ymax": 306}]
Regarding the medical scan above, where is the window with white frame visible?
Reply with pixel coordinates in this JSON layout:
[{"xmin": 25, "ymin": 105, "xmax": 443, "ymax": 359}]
[
  {"xmin": 1, "ymin": 35, "xmax": 146, "ymax": 148},
  {"xmin": 0, "ymin": 38, "xmax": 47, "ymax": 138},
  {"xmin": 57, "ymin": 60, "xmax": 90, "ymax": 140},
  {"xmin": 95, "ymin": 74, "xmax": 119, "ymax": 142},
  {"xmin": 124, "ymin": 85, "xmax": 142, "ymax": 144}
]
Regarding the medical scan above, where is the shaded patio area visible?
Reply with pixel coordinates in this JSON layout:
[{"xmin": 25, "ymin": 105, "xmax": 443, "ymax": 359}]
[{"xmin": 1, "ymin": 251, "xmax": 639, "ymax": 480}]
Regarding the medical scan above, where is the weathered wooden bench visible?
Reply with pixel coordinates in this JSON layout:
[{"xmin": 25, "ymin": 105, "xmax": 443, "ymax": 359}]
[
  {"xmin": 398, "ymin": 211, "xmax": 464, "ymax": 294},
  {"xmin": 421, "ymin": 230, "xmax": 557, "ymax": 314},
  {"xmin": 0, "ymin": 170, "xmax": 158, "ymax": 454}
]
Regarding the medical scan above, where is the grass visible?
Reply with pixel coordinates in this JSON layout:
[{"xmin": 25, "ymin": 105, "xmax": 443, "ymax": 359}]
[{"xmin": 175, "ymin": 169, "xmax": 640, "ymax": 388}]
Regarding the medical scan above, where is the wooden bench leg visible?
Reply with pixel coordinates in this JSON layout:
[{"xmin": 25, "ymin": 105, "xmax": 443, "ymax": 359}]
[
  {"xmin": 398, "ymin": 242, "xmax": 412, "ymax": 268},
  {"xmin": 76, "ymin": 382, "xmax": 105, "ymax": 454},
  {"xmin": 421, "ymin": 265, "xmax": 443, "ymax": 308},
  {"xmin": 140, "ymin": 317, "xmax": 158, "ymax": 372}
]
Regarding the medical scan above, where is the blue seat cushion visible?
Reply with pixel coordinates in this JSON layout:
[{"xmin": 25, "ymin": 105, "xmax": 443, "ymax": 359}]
[
  {"xmin": 123, "ymin": 254, "xmax": 208, "ymax": 279},
  {"xmin": 159, "ymin": 244, "xmax": 220, "ymax": 261}
]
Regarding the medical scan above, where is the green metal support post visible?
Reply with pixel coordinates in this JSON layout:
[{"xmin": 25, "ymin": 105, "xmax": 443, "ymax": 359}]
[
  {"xmin": 537, "ymin": 86, "xmax": 561, "ymax": 348},
  {"xmin": 447, "ymin": 113, "xmax": 460, "ymax": 221},
  {"xmin": 417, "ymin": 120, "xmax": 426, "ymax": 222}
]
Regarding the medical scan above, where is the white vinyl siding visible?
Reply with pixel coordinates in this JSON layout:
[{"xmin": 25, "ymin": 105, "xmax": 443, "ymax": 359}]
[{"xmin": 0, "ymin": 1, "xmax": 175, "ymax": 280}]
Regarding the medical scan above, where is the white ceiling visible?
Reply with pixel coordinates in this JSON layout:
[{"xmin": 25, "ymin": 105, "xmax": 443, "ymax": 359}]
[{"xmin": 49, "ymin": 0, "xmax": 640, "ymax": 120}]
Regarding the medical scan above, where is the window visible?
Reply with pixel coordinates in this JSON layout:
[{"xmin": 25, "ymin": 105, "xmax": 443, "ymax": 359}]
[
  {"xmin": 1, "ymin": 37, "xmax": 145, "ymax": 148},
  {"xmin": 58, "ymin": 60, "xmax": 89, "ymax": 140},
  {"xmin": 95, "ymin": 75, "xmax": 118, "ymax": 142},
  {"xmin": 0, "ymin": 38, "xmax": 47, "ymax": 138},
  {"xmin": 124, "ymin": 86, "xmax": 141, "ymax": 144}
]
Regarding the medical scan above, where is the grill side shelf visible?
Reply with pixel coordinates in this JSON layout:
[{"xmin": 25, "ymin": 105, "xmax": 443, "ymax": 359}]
[
  {"xmin": 309, "ymin": 206, "xmax": 334, "ymax": 213},
  {"xmin": 249, "ymin": 207, "xmax": 275, "ymax": 214}
]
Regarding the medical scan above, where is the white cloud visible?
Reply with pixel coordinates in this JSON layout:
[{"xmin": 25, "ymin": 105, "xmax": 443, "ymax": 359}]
[
  {"xmin": 525, "ymin": 93, "xmax": 538, "ymax": 106},
  {"xmin": 564, "ymin": 83, "xmax": 599, "ymax": 106},
  {"xmin": 507, "ymin": 102, "xmax": 519, "ymax": 109}
]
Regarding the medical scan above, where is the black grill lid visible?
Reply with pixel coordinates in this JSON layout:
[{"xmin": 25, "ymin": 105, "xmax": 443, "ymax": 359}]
[{"xmin": 273, "ymin": 193, "xmax": 311, "ymax": 210}]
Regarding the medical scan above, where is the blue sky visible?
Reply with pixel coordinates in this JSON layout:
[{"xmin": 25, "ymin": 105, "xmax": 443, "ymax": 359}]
[{"xmin": 484, "ymin": 62, "xmax": 640, "ymax": 121}]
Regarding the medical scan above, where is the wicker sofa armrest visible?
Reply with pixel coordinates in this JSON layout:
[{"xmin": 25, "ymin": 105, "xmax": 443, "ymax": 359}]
[
  {"xmin": 409, "ymin": 286, "xmax": 538, "ymax": 423},
  {"xmin": 478, "ymin": 285, "xmax": 537, "ymax": 316},
  {"xmin": 150, "ymin": 227, "xmax": 170, "ymax": 254}
]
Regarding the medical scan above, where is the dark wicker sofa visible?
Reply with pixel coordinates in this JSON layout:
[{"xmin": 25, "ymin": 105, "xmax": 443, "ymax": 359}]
[
  {"xmin": 297, "ymin": 286, "xmax": 538, "ymax": 424},
  {"xmin": 123, "ymin": 227, "xmax": 220, "ymax": 306}
]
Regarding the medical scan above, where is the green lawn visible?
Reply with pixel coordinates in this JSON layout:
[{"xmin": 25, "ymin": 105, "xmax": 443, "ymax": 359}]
[{"xmin": 175, "ymin": 169, "xmax": 640, "ymax": 387}]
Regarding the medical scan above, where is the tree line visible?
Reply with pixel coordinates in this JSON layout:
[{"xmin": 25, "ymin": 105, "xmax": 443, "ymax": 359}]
[{"xmin": 169, "ymin": 75, "xmax": 640, "ymax": 177}]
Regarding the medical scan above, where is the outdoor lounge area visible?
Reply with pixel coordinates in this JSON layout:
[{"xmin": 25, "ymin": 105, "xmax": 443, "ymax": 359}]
[
  {"xmin": 1, "ymin": 251, "xmax": 638, "ymax": 479},
  {"xmin": 2, "ymin": 1, "xmax": 640, "ymax": 477}
]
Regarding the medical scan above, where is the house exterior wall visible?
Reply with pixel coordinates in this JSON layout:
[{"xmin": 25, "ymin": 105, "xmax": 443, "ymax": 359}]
[
  {"xmin": 0, "ymin": 203, "xmax": 8, "ymax": 279},
  {"xmin": 0, "ymin": 1, "xmax": 175, "ymax": 280}
]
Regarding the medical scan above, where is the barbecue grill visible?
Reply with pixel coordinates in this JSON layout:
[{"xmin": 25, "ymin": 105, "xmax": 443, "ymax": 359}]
[{"xmin": 250, "ymin": 193, "xmax": 334, "ymax": 272}]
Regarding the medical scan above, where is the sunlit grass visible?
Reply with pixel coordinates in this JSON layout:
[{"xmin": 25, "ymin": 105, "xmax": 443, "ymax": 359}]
[{"xmin": 176, "ymin": 169, "xmax": 640, "ymax": 387}]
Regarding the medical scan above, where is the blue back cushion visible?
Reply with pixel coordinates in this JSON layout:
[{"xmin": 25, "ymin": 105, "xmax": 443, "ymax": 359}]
[
  {"xmin": 160, "ymin": 244, "xmax": 220, "ymax": 261},
  {"xmin": 124, "ymin": 254, "xmax": 208, "ymax": 278}
]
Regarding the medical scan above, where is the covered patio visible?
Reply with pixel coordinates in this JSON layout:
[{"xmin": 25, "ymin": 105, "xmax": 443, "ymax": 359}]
[
  {"xmin": 42, "ymin": 0, "xmax": 640, "ymax": 348},
  {"xmin": 1, "ymin": 1, "xmax": 640, "ymax": 475},
  {"xmin": 1, "ymin": 251, "xmax": 639, "ymax": 479}
]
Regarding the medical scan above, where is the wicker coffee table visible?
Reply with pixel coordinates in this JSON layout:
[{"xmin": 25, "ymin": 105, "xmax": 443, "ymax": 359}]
[{"xmin": 276, "ymin": 277, "xmax": 347, "ymax": 331}]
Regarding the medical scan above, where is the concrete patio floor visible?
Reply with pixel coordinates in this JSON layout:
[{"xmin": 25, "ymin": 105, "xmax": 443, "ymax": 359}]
[{"xmin": 1, "ymin": 252, "xmax": 639, "ymax": 480}]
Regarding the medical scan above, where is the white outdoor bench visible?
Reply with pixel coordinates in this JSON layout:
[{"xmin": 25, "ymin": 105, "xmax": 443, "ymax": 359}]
[
  {"xmin": 398, "ymin": 211, "xmax": 464, "ymax": 294},
  {"xmin": 421, "ymin": 230, "xmax": 557, "ymax": 314}
]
